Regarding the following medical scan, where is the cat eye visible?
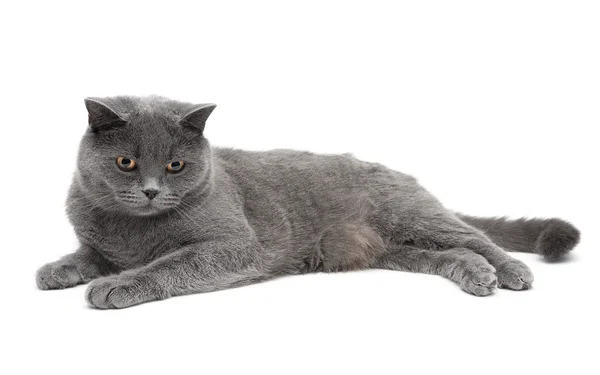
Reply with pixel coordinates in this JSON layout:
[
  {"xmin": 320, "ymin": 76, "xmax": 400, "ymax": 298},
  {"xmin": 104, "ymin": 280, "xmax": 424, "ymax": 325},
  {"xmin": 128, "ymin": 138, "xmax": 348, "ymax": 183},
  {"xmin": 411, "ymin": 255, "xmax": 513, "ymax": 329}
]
[
  {"xmin": 116, "ymin": 156, "xmax": 136, "ymax": 171},
  {"xmin": 167, "ymin": 160, "xmax": 185, "ymax": 173}
]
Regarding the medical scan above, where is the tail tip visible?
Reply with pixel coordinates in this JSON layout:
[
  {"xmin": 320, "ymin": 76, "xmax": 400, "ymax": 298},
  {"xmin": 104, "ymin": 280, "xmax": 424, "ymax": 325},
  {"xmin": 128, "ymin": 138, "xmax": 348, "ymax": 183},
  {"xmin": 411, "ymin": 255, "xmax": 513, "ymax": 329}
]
[{"xmin": 535, "ymin": 219, "xmax": 581, "ymax": 259}]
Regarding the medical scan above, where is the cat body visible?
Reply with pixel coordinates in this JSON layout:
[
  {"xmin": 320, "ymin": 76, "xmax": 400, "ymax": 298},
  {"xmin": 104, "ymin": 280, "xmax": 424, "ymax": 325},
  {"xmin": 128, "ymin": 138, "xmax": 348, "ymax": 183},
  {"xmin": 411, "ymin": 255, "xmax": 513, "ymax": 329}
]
[{"xmin": 36, "ymin": 96, "xmax": 580, "ymax": 308}]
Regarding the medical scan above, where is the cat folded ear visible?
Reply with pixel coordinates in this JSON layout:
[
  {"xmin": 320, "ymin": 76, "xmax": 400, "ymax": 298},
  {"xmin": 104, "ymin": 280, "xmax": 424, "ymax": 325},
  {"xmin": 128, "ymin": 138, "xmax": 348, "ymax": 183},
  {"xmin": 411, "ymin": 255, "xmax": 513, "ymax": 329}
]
[
  {"xmin": 178, "ymin": 103, "xmax": 217, "ymax": 134},
  {"xmin": 84, "ymin": 97, "xmax": 128, "ymax": 132}
]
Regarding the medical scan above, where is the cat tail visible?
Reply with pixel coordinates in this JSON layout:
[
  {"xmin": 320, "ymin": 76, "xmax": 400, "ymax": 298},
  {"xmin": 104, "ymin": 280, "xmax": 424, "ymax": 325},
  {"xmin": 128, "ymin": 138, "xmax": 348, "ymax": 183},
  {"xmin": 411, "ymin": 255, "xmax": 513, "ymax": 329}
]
[{"xmin": 455, "ymin": 214, "xmax": 580, "ymax": 259}]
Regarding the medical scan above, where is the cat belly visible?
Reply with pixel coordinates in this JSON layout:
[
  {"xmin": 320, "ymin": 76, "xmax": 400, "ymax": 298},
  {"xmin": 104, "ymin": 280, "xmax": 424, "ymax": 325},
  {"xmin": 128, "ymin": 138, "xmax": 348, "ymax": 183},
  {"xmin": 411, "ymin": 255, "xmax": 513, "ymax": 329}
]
[
  {"xmin": 254, "ymin": 197, "xmax": 388, "ymax": 274},
  {"xmin": 314, "ymin": 223, "xmax": 387, "ymax": 272}
]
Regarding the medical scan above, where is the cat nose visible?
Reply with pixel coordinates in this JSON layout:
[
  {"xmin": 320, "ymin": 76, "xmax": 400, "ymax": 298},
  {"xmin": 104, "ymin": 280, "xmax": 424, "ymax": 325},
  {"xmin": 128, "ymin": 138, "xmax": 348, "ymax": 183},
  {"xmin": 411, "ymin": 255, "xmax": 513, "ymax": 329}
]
[{"xmin": 142, "ymin": 189, "xmax": 160, "ymax": 200}]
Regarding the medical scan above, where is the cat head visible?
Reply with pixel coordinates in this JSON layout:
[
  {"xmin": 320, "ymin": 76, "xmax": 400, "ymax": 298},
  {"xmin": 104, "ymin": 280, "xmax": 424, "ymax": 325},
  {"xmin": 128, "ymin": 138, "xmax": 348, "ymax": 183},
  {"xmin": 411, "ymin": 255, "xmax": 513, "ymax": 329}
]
[{"xmin": 76, "ymin": 96, "xmax": 216, "ymax": 216}]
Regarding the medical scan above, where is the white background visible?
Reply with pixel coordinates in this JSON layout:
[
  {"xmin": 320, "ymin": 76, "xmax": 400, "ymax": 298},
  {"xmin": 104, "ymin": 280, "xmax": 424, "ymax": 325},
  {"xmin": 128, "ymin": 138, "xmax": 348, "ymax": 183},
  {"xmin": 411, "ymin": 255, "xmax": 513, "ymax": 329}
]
[{"xmin": 1, "ymin": 1, "xmax": 598, "ymax": 374}]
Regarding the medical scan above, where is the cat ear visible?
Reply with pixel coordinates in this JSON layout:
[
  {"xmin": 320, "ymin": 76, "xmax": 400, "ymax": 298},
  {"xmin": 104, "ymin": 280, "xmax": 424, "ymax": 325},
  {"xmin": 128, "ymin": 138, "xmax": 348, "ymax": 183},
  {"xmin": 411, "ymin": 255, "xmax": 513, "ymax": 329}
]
[
  {"xmin": 84, "ymin": 97, "xmax": 128, "ymax": 132},
  {"xmin": 178, "ymin": 103, "xmax": 217, "ymax": 134}
]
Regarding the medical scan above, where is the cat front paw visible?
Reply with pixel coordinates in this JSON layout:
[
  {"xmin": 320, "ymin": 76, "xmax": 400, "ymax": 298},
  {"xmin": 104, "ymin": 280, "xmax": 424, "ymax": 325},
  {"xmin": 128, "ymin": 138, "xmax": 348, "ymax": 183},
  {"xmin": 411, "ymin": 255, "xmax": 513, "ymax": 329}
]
[
  {"xmin": 85, "ymin": 274, "xmax": 162, "ymax": 309},
  {"xmin": 36, "ymin": 262, "xmax": 82, "ymax": 290},
  {"xmin": 496, "ymin": 260, "xmax": 534, "ymax": 290}
]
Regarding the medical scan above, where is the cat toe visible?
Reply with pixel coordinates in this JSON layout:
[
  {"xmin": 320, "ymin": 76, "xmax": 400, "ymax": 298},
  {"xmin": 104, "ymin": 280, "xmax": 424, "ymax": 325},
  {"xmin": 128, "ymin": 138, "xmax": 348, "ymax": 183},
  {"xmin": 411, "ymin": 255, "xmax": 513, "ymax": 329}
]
[
  {"xmin": 36, "ymin": 263, "xmax": 82, "ymax": 290},
  {"xmin": 496, "ymin": 260, "xmax": 534, "ymax": 290},
  {"xmin": 36, "ymin": 264, "xmax": 62, "ymax": 290},
  {"xmin": 461, "ymin": 269, "xmax": 497, "ymax": 296},
  {"xmin": 85, "ymin": 277, "xmax": 115, "ymax": 308},
  {"xmin": 85, "ymin": 275, "xmax": 148, "ymax": 309}
]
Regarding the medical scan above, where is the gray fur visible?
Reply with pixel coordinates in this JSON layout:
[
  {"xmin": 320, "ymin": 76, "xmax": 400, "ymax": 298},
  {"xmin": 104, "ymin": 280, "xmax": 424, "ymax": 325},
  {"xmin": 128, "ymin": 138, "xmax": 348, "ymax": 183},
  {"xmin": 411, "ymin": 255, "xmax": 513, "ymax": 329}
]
[
  {"xmin": 455, "ymin": 215, "xmax": 580, "ymax": 259},
  {"xmin": 35, "ymin": 96, "xmax": 581, "ymax": 308}
]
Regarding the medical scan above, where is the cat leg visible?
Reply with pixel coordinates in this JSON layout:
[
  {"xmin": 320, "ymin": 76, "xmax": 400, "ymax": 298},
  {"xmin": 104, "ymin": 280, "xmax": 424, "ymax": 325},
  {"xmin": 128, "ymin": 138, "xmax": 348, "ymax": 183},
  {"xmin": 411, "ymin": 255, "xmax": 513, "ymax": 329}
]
[
  {"xmin": 85, "ymin": 239, "xmax": 268, "ymax": 309},
  {"xmin": 36, "ymin": 244, "xmax": 119, "ymax": 290},
  {"xmin": 372, "ymin": 246, "xmax": 497, "ymax": 296},
  {"xmin": 412, "ymin": 214, "xmax": 534, "ymax": 290}
]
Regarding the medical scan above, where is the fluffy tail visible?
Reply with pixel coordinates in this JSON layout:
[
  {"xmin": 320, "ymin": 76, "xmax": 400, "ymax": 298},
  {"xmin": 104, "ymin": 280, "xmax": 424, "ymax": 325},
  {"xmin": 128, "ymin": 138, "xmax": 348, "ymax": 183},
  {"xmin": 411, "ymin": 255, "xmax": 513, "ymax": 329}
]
[{"xmin": 455, "ymin": 214, "xmax": 580, "ymax": 259}]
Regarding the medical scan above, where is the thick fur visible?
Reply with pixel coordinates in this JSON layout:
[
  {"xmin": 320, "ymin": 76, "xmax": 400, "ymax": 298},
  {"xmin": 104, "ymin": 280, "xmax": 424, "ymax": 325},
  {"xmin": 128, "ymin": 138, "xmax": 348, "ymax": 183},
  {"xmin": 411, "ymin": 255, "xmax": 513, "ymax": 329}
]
[
  {"xmin": 35, "ymin": 96, "xmax": 581, "ymax": 308},
  {"xmin": 456, "ymin": 215, "xmax": 580, "ymax": 259}
]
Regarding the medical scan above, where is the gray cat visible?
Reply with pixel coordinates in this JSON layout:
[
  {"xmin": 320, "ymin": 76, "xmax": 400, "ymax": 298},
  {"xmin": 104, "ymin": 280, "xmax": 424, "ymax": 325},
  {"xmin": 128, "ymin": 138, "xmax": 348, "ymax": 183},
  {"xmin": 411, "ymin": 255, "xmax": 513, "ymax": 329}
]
[{"xmin": 36, "ymin": 96, "xmax": 581, "ymax": 309}]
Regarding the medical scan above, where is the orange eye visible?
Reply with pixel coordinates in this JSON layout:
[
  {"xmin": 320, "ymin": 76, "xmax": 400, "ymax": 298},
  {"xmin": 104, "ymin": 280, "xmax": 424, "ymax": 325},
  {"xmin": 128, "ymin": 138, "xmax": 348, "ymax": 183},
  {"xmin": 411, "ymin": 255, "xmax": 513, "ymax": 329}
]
[
  {"xmin": 167, "ymin": 160, "xmax": 185, "ymax": 173},
  {"xmin": 116, "ymin": 156, "xmax": 136, "ymax": 171}
]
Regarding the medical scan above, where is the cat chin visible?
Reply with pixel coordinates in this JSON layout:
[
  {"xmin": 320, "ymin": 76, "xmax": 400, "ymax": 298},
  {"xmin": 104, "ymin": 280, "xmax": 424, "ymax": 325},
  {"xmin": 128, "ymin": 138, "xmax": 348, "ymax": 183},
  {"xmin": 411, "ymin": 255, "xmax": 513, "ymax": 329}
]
[{"xmin": 123, "ymin": 204, "xmax": 167, "ymax": 217}]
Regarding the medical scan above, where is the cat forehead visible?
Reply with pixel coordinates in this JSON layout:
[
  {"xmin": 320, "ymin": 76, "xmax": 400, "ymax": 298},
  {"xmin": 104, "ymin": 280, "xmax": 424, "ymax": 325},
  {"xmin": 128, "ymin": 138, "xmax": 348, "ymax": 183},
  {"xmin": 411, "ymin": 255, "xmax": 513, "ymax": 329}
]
[
  {"xmin": 125, "ymin": 117, "xmax": 191, "ymax": 151},
  {"xmin": 108, "ymin": 96, "xmax": 190, "ymax": 118},
  {"xmin": 127, "ymin": 110, "xmax": 181, "ymax": 129},
  {"xmin": 90, "ymin": 112, "xmax": 189, "ymax": 151},
  {"xmin": 100, "ymin": 127, "xmax": 193, "ymax": 161}
]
